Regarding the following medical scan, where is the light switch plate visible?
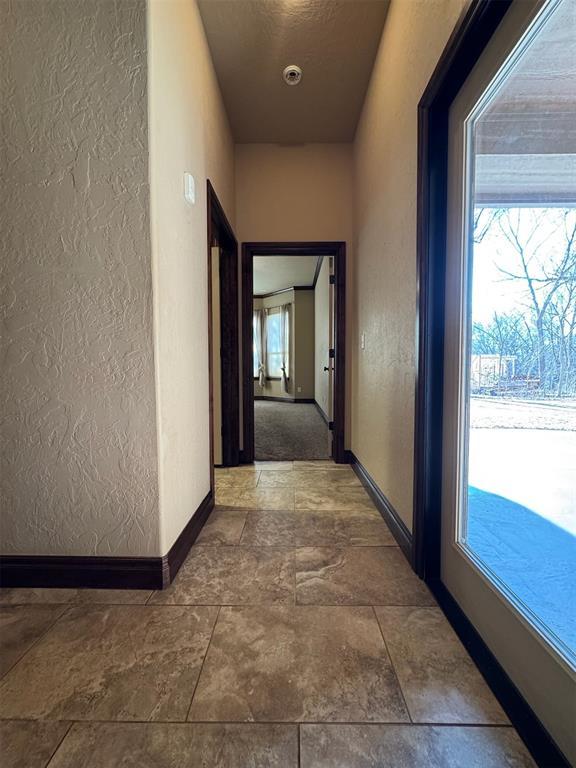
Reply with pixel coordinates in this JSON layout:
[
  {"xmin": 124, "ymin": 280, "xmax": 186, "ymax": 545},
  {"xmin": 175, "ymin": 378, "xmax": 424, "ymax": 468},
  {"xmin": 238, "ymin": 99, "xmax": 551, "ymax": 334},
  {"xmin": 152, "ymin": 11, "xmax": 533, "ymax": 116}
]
[{"xmin": 184, "ymin": 172, "xmax": 195, "ymax": 204}]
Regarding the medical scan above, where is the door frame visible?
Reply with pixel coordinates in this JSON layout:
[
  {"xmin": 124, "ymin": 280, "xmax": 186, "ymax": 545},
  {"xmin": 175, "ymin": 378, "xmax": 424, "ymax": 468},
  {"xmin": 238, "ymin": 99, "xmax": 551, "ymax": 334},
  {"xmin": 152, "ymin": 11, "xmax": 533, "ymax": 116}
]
[
  {"xmin": 241, "ymin": 241, "xmax": 347, "ymax": 464},
  {"xmin": 207, "ymin": 181, "xmax": 239, "ymax": 469},
  {"xmin": 412, "ymin": 2, "xmax": 569, "ymax": 765}
]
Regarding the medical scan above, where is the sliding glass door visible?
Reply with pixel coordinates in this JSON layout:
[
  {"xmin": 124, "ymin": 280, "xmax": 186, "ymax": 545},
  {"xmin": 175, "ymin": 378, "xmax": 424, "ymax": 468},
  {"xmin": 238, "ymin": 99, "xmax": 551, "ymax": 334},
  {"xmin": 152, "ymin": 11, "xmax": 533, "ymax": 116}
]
[{"xmin": 442, "ymin": 0, "xmax": 575, "ymax": 761}]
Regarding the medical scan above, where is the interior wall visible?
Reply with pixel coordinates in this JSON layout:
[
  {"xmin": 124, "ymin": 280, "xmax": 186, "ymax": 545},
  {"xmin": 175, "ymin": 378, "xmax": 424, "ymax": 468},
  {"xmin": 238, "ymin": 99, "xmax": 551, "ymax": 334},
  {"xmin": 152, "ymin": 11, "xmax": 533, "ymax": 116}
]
[
  {"xmin": 148, "ymin": 0, "xmax": 235, "ymax": 554},
  {"xmin": 235, "ymin": 143, "xmax": 353, "ymax": 444},
  {"xmin": 314, "ymin": 258, "xmax": 331, "ymax": 418},
  {"xmin": 352, "ymin": 0, "xmax": 468, "ymax": 530},
  {"xmin": 0, "ymin": 0, "xmax": 160, "ymax": 557},
  {"xmin": 294, "ymin": 290, "xmax": 315, "ymax": 399}
]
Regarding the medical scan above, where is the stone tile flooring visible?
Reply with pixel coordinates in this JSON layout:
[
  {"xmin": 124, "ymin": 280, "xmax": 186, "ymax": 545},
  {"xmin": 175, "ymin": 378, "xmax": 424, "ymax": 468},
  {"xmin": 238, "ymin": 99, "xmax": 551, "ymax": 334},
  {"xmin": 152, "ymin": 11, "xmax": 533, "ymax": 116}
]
[{"xmin": 0, "ymin": 461, "xmax": 536, "ymax": 767}]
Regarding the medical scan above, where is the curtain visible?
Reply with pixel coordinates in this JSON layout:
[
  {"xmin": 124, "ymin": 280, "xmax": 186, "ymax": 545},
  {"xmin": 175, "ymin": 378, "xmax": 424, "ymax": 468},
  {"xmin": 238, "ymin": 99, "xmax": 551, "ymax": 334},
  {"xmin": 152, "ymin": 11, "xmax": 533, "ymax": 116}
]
[
  {"xmin": 280, "ymin": 303, "xmax": 290, "ymax": 394},
  {"xmin": 258, "ymin": 309, "xmax": 267, "ymax": 388}
]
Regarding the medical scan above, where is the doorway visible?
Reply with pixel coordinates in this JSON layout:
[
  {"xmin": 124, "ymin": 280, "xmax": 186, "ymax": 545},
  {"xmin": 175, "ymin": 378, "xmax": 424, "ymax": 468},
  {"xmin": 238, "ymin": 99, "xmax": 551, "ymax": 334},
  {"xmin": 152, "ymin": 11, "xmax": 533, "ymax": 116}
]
[
  {"xmin": 241, "ymin": 242, "xmax": 347, "ymax": 464},
  {"xmin": 207, "ymin": 181, "xmax": 239, "ymax": 468},
  {"xmin": 414, "ymin": 0, "xmax": 575, "ymax": 765}
]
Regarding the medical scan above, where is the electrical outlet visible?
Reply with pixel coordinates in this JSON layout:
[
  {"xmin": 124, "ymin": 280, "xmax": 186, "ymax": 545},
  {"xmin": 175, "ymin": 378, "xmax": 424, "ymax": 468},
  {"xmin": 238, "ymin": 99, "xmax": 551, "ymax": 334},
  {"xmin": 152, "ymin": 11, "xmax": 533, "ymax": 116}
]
[
  {"xmin": 297, "ymin": 386, "xmax": 302, "ymax": 393},
  {"xmin": 361, "ymin": 332, "xmax": 366, "ymax": 350}
]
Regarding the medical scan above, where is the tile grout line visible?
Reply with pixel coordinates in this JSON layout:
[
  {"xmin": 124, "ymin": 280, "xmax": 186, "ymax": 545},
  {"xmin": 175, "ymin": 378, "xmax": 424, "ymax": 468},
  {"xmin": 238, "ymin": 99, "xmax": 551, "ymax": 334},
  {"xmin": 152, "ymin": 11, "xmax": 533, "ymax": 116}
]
[
  {"xmin": 184, "ymin": 544, "xmax": 400, "ymax": 550},
  {"xmin": 293, "ymin": 548, "xmax": 298, "ymax": 606},
  {"xmin": 145, "ymin": 590, "xmax": 156, "ymax": 605},
  {"xmin": 1, "ymin": 600, "xmax": 432, "ymax": 609},
  {"xmin": 184, "ymin": 605, "xmax": 221, "ymax": 722},
  {"xmin": 0, "ymin": 716, "xmax": 521, "ymax": 728},
  {"xmin": 0, "ymin": 605, "xmax": 71, "ymax": 683},
  {"xmin": 297, "ymin": 722, "xmax": 301, "ymax": 768},
  {"xmin": 44, "ymin": 721, "xmax": 74, "ymax": 768},
  {"xmin": 371, "ymin": 605, "xmax": 414, "ymax": 724},
  {"xmin": 236, "ymin": 510, "xmax": 250, "ymax": 546}
]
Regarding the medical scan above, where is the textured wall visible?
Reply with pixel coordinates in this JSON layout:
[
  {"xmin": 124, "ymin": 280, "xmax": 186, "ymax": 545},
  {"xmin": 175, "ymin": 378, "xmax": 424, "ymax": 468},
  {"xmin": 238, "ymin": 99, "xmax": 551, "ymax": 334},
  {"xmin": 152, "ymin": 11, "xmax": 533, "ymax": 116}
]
[
  {"xmin": 148, "ymin": 0, "xmax": 235, "ymax": 554},
  {"xmin": 352, "ymin": 0, "xmax": 467, "ymax": 531},
  {"xmin": 0, "ymin": 0, "xmax": 159, "ymax": 556}
]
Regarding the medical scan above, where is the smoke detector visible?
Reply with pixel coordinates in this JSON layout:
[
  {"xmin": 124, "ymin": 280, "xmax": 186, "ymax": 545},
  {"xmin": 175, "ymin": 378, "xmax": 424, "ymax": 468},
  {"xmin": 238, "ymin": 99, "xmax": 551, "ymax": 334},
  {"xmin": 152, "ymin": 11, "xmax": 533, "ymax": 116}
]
[{"xmin": 283, "ymin": 65, "xmax": 303, "ymax": 86}]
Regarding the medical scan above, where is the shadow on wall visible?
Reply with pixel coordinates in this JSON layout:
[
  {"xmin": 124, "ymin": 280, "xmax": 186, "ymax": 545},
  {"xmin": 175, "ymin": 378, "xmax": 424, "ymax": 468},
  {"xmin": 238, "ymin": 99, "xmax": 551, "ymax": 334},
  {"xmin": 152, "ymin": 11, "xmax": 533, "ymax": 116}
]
[{"xmin": 467, "ymin": 486, "xmax": 576, "ymax": 658}]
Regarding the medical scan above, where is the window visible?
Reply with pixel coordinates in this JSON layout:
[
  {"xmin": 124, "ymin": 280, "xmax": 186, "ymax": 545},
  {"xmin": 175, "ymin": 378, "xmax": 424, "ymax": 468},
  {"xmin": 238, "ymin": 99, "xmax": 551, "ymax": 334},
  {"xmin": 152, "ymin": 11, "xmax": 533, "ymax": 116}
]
[
  {"xmin": 266, "ymin": 310, "xmax": 284, "ymax": 377},
  {"xmin": 455, "ymin": 0, "xmax": 576, "ymax": 665},
  {"xmin": 252, "ymin": 312, "xmax": 260, "ymax": 378},
  {"xmin": 253, "ymin": 306, "xmax": 290, "ymax": 379}
]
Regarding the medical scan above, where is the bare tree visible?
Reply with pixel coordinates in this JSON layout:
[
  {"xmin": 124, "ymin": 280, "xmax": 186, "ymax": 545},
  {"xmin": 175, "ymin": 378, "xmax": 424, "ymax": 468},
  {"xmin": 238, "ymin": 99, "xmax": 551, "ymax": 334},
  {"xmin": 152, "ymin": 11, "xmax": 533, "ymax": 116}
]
[
  {"xmin": 495, "ymin": 208, "xmax": 576, "ymax": 392},
  {"xmin": 472, "ymin": 207, "xmax": 576, "ymax": 396}
]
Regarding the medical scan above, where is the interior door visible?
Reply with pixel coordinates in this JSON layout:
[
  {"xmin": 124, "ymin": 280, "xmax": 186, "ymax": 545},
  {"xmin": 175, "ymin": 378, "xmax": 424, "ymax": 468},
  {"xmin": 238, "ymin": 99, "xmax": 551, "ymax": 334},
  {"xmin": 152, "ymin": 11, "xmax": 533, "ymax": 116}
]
[
  {"xmin": 442, "ymin": 0, "xmax": 576, "ymax": 762},
  {"xmin": 315, "ymin": 254, "xmax": 333, "ymax": 452},
  {"xmin": 328, "ymin": 256, "xmax": 335, "ymax": 425},
  {"xmin": 211, "ymin": 246, "xmax": 222, "ymax": 466}
]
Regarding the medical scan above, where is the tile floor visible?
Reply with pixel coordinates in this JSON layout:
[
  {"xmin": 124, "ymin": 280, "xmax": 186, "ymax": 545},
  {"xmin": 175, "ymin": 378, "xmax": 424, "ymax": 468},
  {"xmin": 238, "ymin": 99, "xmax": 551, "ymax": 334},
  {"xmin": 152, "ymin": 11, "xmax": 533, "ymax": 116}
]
[{"xmin": 0, "ymin": 461, "xmax": 536, "ymax": 767}]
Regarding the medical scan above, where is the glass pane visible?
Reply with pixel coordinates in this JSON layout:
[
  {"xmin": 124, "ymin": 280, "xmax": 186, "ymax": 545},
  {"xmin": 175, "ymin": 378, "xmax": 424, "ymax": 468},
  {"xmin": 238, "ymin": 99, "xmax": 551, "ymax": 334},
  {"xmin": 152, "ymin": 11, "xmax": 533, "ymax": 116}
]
[
  {"xmin": 266, "ymin": 312, "xmax": 283, "ymax": 376},
  {"xmin": 460, "ymin": 0, "xmax": 576, "ymax": 665},
  {"xmin": 253, "ymin": 313, "xmax": 260, "ymax": 377}
]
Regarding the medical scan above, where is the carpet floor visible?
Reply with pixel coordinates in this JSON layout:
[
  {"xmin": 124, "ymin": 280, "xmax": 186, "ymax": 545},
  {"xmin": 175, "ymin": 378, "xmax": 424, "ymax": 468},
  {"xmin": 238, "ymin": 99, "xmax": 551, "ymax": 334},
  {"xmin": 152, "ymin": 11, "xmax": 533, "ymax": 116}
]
[{"xmin": 254, "ymin": 400, "xmax": 331, "ymax": 461}]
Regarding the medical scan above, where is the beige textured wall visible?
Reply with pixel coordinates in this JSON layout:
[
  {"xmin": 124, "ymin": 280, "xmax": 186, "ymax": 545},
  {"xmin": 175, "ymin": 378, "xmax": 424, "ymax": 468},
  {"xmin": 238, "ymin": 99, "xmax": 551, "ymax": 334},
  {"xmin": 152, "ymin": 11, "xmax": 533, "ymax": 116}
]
[
  {"xmin": 0, "ymin": 0, "xmax": 160, "ymax": 556},
  {"xmin": 352, "ymin": 0, "xmax": 467, "ymax": 530},
  {"xmin": 236, "ymin": 144, "xmax": 353, "ymax": 444},
  {"xmin": 148, "ymin": 0, "xmax": 235, "ymax": 554},
  {"xmin": 315, "ymin": 257, "xmax": 331, "ymax": 418}
]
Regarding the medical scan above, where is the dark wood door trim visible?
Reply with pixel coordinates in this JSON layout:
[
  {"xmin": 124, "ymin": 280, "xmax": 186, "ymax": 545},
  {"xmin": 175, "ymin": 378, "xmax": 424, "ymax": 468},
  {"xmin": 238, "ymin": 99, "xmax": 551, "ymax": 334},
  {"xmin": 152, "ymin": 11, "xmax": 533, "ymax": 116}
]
[
  {"xmin": 241, "ymin": 242, "xmax": 347, "ymax": 464},
  {"xmin": 241, "ymin": 245, "xmax": 254, "ymax": 462},
  {"xmin": 207, "ymin": 181, "xmax": 239, "ymax": 470},
  {"xmin": 413, "ymin": 0, "xmax": 512, "ymax": 580}
]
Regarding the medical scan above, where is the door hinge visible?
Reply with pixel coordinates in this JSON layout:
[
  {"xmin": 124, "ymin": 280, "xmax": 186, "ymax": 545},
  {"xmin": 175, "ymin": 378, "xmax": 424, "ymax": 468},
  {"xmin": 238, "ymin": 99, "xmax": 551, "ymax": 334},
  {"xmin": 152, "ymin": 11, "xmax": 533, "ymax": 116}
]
[
  {"xmin": 328, "ymin": 421, "xmax": 334, "ymax": 430},
  {"xmin": 329, "ymin": 348, "xmax": 335, "ymax": 359},
  {"xmin": 329, "ymin": 274, "xmax": 335, "ymax": 285}
]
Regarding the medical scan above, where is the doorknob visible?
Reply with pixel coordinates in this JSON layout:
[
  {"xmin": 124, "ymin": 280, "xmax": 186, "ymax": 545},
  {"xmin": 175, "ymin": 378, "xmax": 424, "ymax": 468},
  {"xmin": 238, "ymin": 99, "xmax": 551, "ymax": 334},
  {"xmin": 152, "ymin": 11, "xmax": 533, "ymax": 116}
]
[{"xmin": 323, "ymin": 366, "xmax": 330, "ymax": 372}]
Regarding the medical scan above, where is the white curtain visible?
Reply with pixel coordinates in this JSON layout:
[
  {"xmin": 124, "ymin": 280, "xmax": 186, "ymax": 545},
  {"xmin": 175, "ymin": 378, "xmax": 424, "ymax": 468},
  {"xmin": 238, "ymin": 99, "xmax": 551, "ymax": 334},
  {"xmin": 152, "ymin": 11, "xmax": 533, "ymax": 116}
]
[
  {"xmin": 254, "ymin": 309, "xmax": 267, "ymax": 388},
  {"xmin": 280, "ymin": 303, "xmax": 290, "ymax": 394}
]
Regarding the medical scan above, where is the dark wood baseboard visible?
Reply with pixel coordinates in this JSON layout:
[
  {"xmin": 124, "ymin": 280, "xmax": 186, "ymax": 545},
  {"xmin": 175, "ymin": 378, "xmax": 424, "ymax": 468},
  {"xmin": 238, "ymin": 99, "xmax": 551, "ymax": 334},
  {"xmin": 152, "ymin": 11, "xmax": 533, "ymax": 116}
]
[
  {"xmin": 430, "ymin": 579, "xmax": 569, "ymax": 768},
  {"xmin": 0, "ymin": 491, "xmax": 214, "ymax": 591},
  {"xmin": 349, "ymin": 452, "xmax": 412, "ymax": 563},
  {"xmin": 0, "ymin": 555, "xmax": 165, "ymax": 591},
  {"xmin": 254, "ymin": 396, "xmax": 315, "ymax": 404},
  {"xmin": 350, "ymin": 449, "xmax": 565, "ymax": 765},
  {"xmin": 255, "ymin": 395, "xmax": 294, "ymax": 403},
  {"xmin": 163, "ymin": 491, "xmax": 213, "ymax": 585}
]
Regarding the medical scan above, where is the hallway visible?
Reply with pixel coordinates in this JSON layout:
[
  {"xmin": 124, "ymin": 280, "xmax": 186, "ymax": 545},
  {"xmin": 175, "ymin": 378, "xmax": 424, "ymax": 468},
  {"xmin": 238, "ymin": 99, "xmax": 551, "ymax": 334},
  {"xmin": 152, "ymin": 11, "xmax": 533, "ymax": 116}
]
[{"xmin": 0, "ymin": 461, "xmax": 535, "ymax": 766}]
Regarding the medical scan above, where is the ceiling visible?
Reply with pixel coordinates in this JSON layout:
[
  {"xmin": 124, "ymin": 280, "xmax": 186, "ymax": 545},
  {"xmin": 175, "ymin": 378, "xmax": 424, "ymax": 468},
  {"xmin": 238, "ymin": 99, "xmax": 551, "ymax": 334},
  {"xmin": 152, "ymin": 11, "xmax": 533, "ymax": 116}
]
[
  {"xmin": 197, "ymin": 0, "xmax": 390, "ymax": 143},
  {"xmin": 475, "ymin": 0, "xmax": 575, "ymax": 204},
  {"xmin": 253, "ymin": 255, "xmax": 320, "ymax": 294}
]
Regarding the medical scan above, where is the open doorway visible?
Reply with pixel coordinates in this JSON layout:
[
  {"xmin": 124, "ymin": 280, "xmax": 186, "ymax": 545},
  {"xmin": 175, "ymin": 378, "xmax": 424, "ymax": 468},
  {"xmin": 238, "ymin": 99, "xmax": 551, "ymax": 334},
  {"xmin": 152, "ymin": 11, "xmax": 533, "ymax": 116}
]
[
  {"xmin": 241, "ymin": 242, "xmax": 346, "ymax": 464},
  {"xmin": 208, "ymin": 181, "xmax": 239, "ymax": 469}
]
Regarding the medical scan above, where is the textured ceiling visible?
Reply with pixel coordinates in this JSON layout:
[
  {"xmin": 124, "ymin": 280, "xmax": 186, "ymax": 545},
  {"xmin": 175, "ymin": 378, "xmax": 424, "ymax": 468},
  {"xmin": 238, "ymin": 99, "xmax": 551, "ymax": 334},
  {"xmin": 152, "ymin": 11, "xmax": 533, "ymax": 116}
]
[
  {"xmin": 197, "ymin": 0, "xmax": 390, "ymax": 142},
  {"xmin": 253, "ymin": 256, "xmax": 320, "ymax": 294}
]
